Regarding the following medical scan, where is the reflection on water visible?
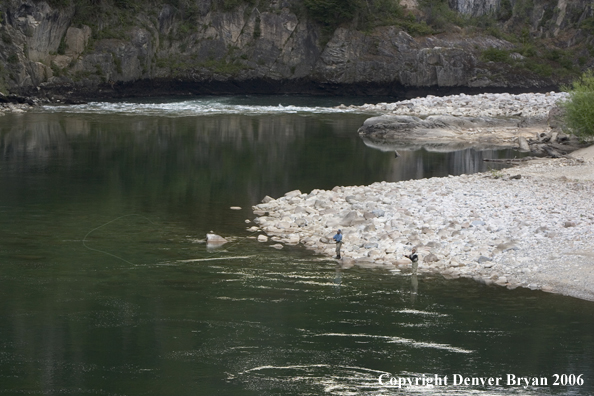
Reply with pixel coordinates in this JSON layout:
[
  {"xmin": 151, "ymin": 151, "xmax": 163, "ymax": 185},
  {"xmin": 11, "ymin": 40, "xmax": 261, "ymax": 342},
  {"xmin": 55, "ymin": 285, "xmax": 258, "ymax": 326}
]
[
  {"xmin": 0, "ymin": 99, "xmax": 593, "ymax": 395},
  {"xmin": 1, "ymin": 111, "xmax": 519, "ymax": 216},
  {"xmin": 411, "ymin": 273, "xmax": 419, "ymax": 304}
]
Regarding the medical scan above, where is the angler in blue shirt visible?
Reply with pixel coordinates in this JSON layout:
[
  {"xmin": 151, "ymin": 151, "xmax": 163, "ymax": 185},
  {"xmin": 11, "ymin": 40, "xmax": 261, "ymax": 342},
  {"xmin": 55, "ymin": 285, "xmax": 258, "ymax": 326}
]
[{"xmin": 333, "ymin": 229, "xmax": 343, "ymax": 259}]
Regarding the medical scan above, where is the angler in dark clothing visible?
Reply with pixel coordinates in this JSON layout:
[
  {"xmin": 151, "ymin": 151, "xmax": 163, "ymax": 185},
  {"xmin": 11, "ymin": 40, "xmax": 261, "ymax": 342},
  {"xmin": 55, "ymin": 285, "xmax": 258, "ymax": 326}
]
[
  {"xmin": 404, "ymin": 248, "xmax": 418, "ymax": 263},
  {"xmin": 333, "ymin": 230, "xmax": 343, "ymax": 259},
  {"xmin": 404, "ymin": 247, "xmax": 419, "ymax": 274}
]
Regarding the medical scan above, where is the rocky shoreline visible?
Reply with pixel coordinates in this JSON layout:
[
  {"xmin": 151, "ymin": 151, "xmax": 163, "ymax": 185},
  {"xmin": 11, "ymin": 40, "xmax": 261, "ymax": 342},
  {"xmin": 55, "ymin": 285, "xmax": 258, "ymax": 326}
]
[
  {"xmin": 349, "ymin": 91, "xmax": 568, "ymax": 118},
  {"xmin": 0, "ymin": 93, "xmax": 39, "ymax": 115},
  {"xmin": 353, "ymin": 92, "xmax": 587, "ymax": 155},
  {"xmin": 250, "ymin": 91, "xmax": 594, "ymax": 302},
  {"xmin": 250, "ymin": 155, "xmax": 594, "ymax": 301}
]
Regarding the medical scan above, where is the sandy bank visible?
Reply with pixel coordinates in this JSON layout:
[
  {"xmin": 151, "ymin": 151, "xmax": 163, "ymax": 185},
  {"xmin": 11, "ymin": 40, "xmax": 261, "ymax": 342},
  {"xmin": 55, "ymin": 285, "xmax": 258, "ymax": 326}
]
[{"xmin": 251, "ymin": 148, "xmax": 594, "ymax": 302}]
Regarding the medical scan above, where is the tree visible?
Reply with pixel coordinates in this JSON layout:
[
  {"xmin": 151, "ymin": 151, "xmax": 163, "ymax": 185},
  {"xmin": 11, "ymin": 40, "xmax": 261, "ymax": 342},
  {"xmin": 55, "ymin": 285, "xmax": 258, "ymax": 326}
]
[{"xmin": 561, "ymin": 70, "xmax": 594, "ymax": 138}]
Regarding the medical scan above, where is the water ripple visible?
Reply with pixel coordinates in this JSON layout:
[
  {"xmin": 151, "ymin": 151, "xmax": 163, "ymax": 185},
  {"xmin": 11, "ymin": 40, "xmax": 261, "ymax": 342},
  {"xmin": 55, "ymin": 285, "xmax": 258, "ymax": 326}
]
[{"xmin": 37, "ymin": 99, "xmax": 370, "ymax": 117}]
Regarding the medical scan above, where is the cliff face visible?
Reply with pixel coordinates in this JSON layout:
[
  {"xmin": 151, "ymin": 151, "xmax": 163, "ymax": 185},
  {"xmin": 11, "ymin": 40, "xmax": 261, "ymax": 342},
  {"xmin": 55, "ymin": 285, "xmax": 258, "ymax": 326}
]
[{"xmin": 0, "ymin": 0, "xmax": 592, "ymax": 100}]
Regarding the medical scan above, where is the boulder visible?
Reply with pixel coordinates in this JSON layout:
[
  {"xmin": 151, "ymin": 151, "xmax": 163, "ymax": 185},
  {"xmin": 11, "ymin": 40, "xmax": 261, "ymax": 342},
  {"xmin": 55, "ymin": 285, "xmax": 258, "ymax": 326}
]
[
  {"xmin": 206, "ymin": 232, "xmax": 228, "ymax": 245},
  {"xmin": 284, "ymin": 190, "xmax": 302, "ymax": 199}
]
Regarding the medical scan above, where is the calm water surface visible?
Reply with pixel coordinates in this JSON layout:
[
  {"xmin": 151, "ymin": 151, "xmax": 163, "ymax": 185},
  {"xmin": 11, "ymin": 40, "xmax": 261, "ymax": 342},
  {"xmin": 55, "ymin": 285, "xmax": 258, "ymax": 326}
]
[{"xmin": 0, "ymin": 96, "xmax": 592, "ymax": 395}]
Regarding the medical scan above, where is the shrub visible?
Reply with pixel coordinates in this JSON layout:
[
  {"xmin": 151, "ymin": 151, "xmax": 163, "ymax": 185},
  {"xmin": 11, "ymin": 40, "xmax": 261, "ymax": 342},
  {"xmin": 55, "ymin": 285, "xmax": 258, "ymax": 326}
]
[
  {"xmin": 1, "ymin": 31, "xmax": 12, "ymax": 44},
  {"xmin": 46, "ymin": 0, "xmax": 70, "ymax": 9},
  {"xmin": 561, "ymin": 70, "xmax": 594, "ymax": 137},
  {"xmin": 481, "ymin": 48, "xmax": 510, "ymax": 63},
  {"xmin": 581, "ymin": 18, "xmax": 594, "ymax": 34},
  {"xmin": 253, "ymin": 15, "xmax": 261, "ymax": 38},
  {"xmin": 497, "ymin": 0, "xmax": 512, "ymax": 21},
  {"xmin": 303, "ymin": 0, "xmax": 358, "ymax": 31},
  {"xmin": 420, "ymin": 0, "xmax": 464, "ymax": 31},
  {"xmin": 303, "ymin": 0, "xmax": 403, "ymax": 32},
  {"xmin": 57, "ymin": 36, "xmax": 67, "ymax": 55},
  {"xmin": 523, "ymin": 59, "xmax": 552, "ymax": 76}
]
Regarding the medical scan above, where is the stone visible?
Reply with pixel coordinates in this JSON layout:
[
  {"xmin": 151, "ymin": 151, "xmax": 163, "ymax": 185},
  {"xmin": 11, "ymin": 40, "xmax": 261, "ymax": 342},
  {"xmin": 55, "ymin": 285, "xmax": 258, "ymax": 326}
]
[
  {"xmin": 518, "ymin": 137, "xmax": 531, "ymax": 152},
  {"xmin": 363, "ymin": 211, "xmax": 377, "ymax": 220},
  {"xmin": 64, "ymin": 25, "xmax": 92, "ymax": 57},
  {"xmin": 371, "ymin": 209, "xmax": 385, "ymax": 217},
  {"xmin": 424, "ymin": 253, "xmax": 439, "ymax": 263},
  {"xmin": 52, "ymin": 55, "xmax": 72, "ymax": 70},
  {"xmin": 277, "ymin": 221, "xmax": 291, "ymax": 229},
  {"xmin": 284, "ymin": 190, "xmax": 302, "ymax": 198},
  {"xmin": 206, "ymin": 232, "xmax": 227, "ymax": 245},
  {"xmin": 230, "ymin": 206, "xmax": 241, "ymax": 210},
  {"xmin": 286, "ymin": 234, "xmax": 300, "ymax": 244},
  {"xmin": 295, "ymin": 206, "xmax": 308, "ymax": 214},
  {"xmin": 257, "ymin": 234, "xmax": 268, "ymax": 242},
  {"xmin": 270, "ymin": 244, "xmax": 284, "ymax": 249},
  {"xmin": 364, "ymin": 224, "xmax": 376, "ymax": 232},
  {"xmin": 261, "ymin": 196, "xmax": 274, "ymax": 203}
]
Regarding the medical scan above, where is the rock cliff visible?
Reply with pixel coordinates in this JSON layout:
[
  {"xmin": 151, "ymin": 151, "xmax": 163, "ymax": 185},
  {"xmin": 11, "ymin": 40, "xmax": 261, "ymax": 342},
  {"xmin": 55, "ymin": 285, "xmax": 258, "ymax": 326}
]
[{"xmin": 0, "ymin": 0, "xmax": 592, "ymax": 100}]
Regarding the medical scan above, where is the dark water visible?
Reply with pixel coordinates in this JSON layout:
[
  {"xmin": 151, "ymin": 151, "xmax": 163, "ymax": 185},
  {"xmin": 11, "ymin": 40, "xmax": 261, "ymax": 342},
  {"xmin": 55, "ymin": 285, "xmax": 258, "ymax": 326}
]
[{"xmin": 0, "ymin": 97, "xmax": 592, "ymax": 395}]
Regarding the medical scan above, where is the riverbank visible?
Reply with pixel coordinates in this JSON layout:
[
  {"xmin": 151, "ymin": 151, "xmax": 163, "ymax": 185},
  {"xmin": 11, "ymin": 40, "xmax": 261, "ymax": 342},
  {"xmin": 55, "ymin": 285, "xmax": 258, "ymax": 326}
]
[
  {"xmin": 251, "ymin": 146, "xmax": 594, "ymax": 302},
  {"xmin": 353, "ymin": 92, "xmax": 587, "ymax": 155},
  {"xmin": 0, "ymin": 103, "xmax": 32, "ymax": 115}
]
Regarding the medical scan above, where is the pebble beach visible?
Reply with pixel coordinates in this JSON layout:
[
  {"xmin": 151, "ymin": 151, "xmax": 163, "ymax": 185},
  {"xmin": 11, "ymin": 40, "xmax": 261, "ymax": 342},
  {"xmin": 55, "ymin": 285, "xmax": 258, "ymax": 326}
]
[
  {"xmin": 346, "ymin": 91, "xmax": 569, "ymax": 118},
  {"xmin": 252, "ymin": 92, "xmax": 594, "ymax": 302}
]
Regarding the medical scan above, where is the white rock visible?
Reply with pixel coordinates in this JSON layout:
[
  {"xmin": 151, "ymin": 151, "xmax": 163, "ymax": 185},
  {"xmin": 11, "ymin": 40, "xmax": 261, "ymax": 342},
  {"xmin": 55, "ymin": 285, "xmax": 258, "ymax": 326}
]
[{"xmin": 206, "ymin": 232, "xmax": 227, "ymax": 245}]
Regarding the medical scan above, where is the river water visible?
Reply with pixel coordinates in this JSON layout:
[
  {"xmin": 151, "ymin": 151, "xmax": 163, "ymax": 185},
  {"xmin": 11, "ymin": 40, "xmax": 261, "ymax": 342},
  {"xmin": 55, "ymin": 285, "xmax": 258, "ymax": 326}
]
[{"xmin": 0, "ymin": 96, "xmax": 592, "ymax": 395}]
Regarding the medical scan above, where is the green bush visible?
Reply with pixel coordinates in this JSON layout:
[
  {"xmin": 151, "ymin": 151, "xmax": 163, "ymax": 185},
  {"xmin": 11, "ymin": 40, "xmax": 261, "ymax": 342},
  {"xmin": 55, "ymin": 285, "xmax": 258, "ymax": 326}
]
[
  {"xmin": 513, "ymin": 0, "xmax": 533, "ymax": 21},
  {"xmin": 46, "ymin": 0, "xmax": 70, "ymax": 9},
  {"xmin": 481, "ymin": 47, "xmax": 510, "ymax": 63},
  {"xmin": 303, "ymin": 0, "xmax": 358, "ymax": 31},
  {"xmin": 497, "ymin": 0, "xmax": 512, "ymax": 20},
  {"xmin": 1, "ymin": 31, "xmax": 12, "ymax": 44},
  {"xmin": 303, "ymin": 0, "xmax": 404, "ymax": 33},
  {"xmin": 523, "ymin": 58, "xmax": 552, "ymax": 76},
  {"xmin": 253, "ymin": 15, "xmax": 261, "ymax": 38},
  {"xmin": 357, "ymin": 0, "xmax": 404, "ymax": 31},
  {"xmin": 520, "ymin": 44, "xmax": 537, "ymax": 57},
  {"xmin": 561, "ymin": 70, "xmax": 594, "ymax": 137},
  {"xmin": 57, "ymin": 36, "xmax": 67, "ymax": 55},
  {"xmin": 420, "ymin": 0, "xmax": 464, "ymax": 32}
]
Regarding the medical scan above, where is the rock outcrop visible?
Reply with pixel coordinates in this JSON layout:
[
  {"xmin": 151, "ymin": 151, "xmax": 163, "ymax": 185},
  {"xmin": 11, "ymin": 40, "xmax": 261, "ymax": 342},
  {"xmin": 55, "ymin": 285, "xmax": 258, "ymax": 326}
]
[
  {"xmin": 0, "ymin": 0, "xmax": 592, "ymax": 100},
  {"xmin": 355, "ymin": 92, "xmax": 588, "ymax": 154}
]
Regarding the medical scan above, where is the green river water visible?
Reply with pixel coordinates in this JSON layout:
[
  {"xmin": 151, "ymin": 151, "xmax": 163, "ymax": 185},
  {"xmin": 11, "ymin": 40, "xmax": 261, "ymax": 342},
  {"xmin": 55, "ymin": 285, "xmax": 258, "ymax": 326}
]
[{"xmin": 0, "ymin": 96, "xmax": 592, "ymax": 395}]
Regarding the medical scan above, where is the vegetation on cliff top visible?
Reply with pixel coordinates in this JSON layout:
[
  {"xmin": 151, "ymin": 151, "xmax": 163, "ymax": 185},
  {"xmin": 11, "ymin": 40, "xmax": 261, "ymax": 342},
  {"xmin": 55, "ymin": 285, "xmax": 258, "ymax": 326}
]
[{"xmin": 8, "ymin": 0, "xmax": 593, "ymax": 89}]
